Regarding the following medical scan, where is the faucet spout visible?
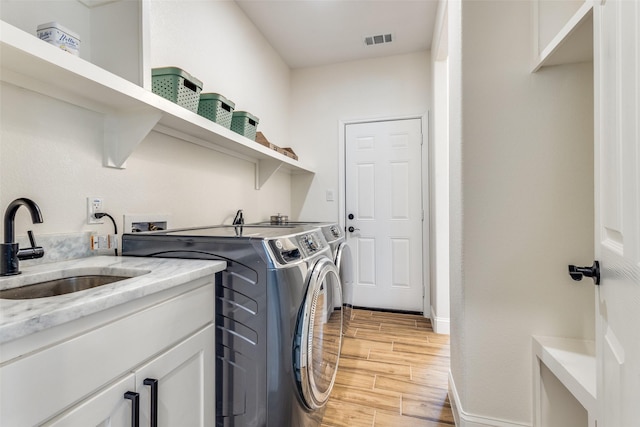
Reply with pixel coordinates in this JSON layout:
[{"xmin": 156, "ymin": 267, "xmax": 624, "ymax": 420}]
[
  {"xmin": 1, "ymin": 198, "xmax": 44, "ymax": 276},
  {"xmin": 4, "ymin": 198, "xmax": 43, "ymax": 244},
  {"xmin": 232, "ymin": 209, "xmax": 244, "ymax": 226}
]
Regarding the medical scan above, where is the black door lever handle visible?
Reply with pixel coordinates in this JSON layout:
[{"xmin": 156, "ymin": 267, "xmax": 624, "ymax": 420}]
[{"xmin": 568, "ymin": 261, "xmax": 600, "ymax": 285}]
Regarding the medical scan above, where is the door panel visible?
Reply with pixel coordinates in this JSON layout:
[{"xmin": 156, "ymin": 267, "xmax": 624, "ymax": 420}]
[
  {"xmin": 357, "ymin": 238, "xmax": 376, "ymax": 285},
  {"xmin": 391, "ymin": 238, "xmax": 410, "ymax": 288},
  {"xmin": 135, "ymin": 324, "xmax": 215, "ymax": 427},
  {"xmin": 595, "ymin": 0, "xmax": 640, "ymax": 424},
  {"xmin": 42, "ymin": 375, "xmax": 135, "ymax": 427},
  {"xmin": 357, "ymin": 163, "xmax": 376, "ymax": 218},
  {"xmin": 345, "ymin": 119, "xmax": 424, "ymax": 311},
  {"xmin": 391, "ymin": 162, "xmax": 410, "ymax": 218}
]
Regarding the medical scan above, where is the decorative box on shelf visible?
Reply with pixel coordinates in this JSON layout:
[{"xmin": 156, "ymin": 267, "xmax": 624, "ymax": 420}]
[{"xmin": 255, "ymin": 132, "xmax": 298, "ymax": 160}]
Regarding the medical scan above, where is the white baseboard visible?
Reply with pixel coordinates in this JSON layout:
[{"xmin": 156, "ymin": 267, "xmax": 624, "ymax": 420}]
[
  {"xmin": 430, "ymin": 306, "xmax": 450, "ymax": 335},
  {"xmin": 448, "ymin": 371, "xmax": 532, "ymax": 427}
]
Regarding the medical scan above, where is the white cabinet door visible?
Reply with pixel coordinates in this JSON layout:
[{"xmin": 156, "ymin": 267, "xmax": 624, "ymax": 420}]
[
  {"xmin": 42, "ymin": 374, "xmax": 136, "ymax": 427},
  {"xmin": 594, "ymin": 0, "xmax": 640, "ymax": 425},
  {"xmin": 135, "ymin": 324, "xmax": 215, "ymax": 427},
  {"xmin": 44, "ymin": 324, "xmax": 215, "ymax": 427}
]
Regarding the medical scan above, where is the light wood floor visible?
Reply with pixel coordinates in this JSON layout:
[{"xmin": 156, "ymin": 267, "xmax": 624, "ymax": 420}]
[{"xmin": 321, "ymin": 308, "xmax": 454, "ymax": 427}]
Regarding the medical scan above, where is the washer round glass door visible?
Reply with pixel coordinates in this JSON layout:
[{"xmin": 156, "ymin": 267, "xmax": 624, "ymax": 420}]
[{"xmin": 295, "ymin": 257, "xmax": 343, "ymax": 409}]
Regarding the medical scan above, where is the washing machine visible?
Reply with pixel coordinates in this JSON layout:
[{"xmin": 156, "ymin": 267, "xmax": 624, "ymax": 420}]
[
  {"xmin": 122, "ymin": 225, "xmax": 343, "ymax": 427},
  {"xmin": 251, "ymin": 221, "xmax": 354, "ymax": 333}
]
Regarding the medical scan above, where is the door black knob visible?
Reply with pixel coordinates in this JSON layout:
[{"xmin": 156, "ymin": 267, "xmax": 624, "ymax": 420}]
[
  {"xmin": 568, "ymin": 261, "xmax": 600, "ymax": 285},
  {"xmin": 348, "ymin": 226, "xmax": 360, "ymax": 233},
  {"xmin": 348, "ymin": 214, "xmax": 355, "ymax": 220}
]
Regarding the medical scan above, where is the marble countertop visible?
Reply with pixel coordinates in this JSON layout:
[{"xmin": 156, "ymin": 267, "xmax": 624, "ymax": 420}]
[{"xmin": 0, "ymin": 256, "xmax": 226, "ymax": 344}]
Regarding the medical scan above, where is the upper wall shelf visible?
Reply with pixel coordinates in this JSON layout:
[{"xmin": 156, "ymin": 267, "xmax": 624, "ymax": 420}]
[
  {"xmin": 532, "ymin": 1, "xmax": 594, "ymax": 72},
  {"xmin": 0, "ymin": 21, "xmax": 314, "ymax": 189}
]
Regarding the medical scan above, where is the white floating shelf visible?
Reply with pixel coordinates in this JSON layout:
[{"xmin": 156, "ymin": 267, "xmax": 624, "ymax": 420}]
[
  {"xmin": 532, "ymin": 1, "xmax": 594, "ymax": 72},
  {"xmin": 0, "ymin": 21, "xmax": 314, "ymax": 188}
]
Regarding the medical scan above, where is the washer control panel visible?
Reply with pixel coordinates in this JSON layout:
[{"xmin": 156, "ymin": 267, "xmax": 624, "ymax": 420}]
[{"xmin": 300, "ymin": 233, "xmax": 319, "ymax": 252}]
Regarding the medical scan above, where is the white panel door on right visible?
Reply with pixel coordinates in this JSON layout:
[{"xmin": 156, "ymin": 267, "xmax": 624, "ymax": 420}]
[
  {"xmin": 345, "ymin": 119, "xmax": 424, "ymax": 312},
  {"xmin": 594, "ymin": 0, "xmax": 640, "ymax": 424}
]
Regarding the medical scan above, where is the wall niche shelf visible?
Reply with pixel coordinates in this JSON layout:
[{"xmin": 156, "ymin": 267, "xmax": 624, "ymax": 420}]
[
  {"xmin": 0, "ymin": 21, "xmax": 314, "ymax": 189},
  {"xmin": 532, "ymin": 336, "xmax": 597, "ymax": 427},
  {"xmin": 532, "ymin": 1, "xmax": 594, "ymax": 72}
]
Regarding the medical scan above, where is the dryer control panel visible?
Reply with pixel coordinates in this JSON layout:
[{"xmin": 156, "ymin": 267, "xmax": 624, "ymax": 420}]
[{"xmin": 268, "ymin": 231, "xmax": 327, "ymax": 264}]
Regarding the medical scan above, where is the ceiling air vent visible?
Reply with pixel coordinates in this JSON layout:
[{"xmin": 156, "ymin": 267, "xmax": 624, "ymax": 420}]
[{"xmin": 364, "ymin": 33, "xmax": 393, "ymax": 47}]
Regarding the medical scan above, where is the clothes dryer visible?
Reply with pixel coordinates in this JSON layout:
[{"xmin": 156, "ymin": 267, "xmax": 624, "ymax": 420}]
[
  {"xmin": 250, "ymin": 221, "xmax": 354, "ymax": 333},
  {"xmin": 122, "ymin": 225, "xmax": 343, "ymax": 427}
]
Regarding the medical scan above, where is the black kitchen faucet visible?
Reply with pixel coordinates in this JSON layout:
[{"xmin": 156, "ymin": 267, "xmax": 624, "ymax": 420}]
[{"xmin": 1, "ymin": 198, "xmax": 44, "ymax": 276}]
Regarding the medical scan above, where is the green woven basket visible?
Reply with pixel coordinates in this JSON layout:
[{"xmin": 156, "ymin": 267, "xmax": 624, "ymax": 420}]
[
  {"xmin": 197, "ymin": 93, "xmax": 235, "ymax": 128},
  {"xmin": 230, "ymin": 111, "xmax": 260, "ymax": 140},
  {"xmin": 152, "ymin": 67, "xmax": 203, "ymax": 113}
]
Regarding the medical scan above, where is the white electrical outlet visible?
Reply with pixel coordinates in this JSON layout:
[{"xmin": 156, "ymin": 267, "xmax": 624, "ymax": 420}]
[{"xmin": 87, "ymin": 196, "xmax": 104, "ymax": 224}]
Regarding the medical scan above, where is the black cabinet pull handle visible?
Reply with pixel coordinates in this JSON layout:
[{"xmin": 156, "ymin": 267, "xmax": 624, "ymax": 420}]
[
  {"xmin": 124, "ymin": 391, "xmax": 140, "ymax": 427},
  {"xmin": 144, "ymin": 378, "xmax": 158, "ymax": 427},
  {"xmin": 568, "ymin": 261, "xmax": 600, "ymax": 285}
]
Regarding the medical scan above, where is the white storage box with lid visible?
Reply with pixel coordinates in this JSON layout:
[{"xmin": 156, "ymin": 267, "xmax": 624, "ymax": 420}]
[{"xmin": 36, "ymin": 22, "xmax": 80, "ymax": 56}]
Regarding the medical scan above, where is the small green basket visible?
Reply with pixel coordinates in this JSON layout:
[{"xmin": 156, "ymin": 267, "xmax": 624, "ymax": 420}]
[
  {"xmin": 152, "ymin": 67, "xmax": 203, "ymax": 113},
  {"xmin": 197, "ymin": 93, "xmax": 235, "ymax": 128},
  {"xmin": 231, "ymin": 111, "xmax": 260, "ymax": 140}
]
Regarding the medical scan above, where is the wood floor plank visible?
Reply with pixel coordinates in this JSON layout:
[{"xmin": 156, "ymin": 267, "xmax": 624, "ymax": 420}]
[
  {"xmin": 353, "ymin": 328, "xmax": 429, "ymax": 346},
  {"xmin": 348, "ymin": 319, "xmax": 384, "ymax": 331},
  {"xmin": 392, "ymin": 341, "xmax": 450, "ymax": 356},
  {"xmin": 321, "ymin": 399, "xmax": 375, "ymax": 427},
  {"xmin": 374, "ymin": 410, "xmax": 453, "ymax": 427},
  {"xmin": 402, "ymin": 396, "xmax": 456, "ymax": 425},
  {"xmin": 334, "ymin": 369, "xmax": 376, "ymax": 390},
  {"xmin": 374, "ymin": 375, "xmax": 448, "ymax": 400},
  {"xmin": 329, "ymin": 384, "xmax": 402, "ymax": 412},
  {"xmin": 337, "ymin": 356, "xmax": 412, "ymax": 377},
  {"xmin": 378, "ymin": 323, "xmax": 432, "ymax": 337},
  {"xmin": 426, "ymin": 334, "xmax": 452, "ymax": 344},
  {"xmin": 367, "ymin": 349, "xmax": 450, "ymax": 369},
  {"xmin": 341, "ymin": 338, "xmax": 393, "ymax": 358},
  {"xmin": 410, "ymin": 366, "xmax": 450, "ymax": 385}
]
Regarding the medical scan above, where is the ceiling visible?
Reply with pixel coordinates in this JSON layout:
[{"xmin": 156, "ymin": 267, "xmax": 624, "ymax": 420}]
[{"xmin": 235, "ymin": 0, "xmax": 439, "ymax": 69}]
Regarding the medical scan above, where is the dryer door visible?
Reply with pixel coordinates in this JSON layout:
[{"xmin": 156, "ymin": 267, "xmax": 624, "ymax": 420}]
[
  {"xmin": 334, "ymin": 242, "xmax": 354, "ymax": 333},
  {"xmin": 295, "ymin": 257, "xmax": 343, "ymax": 410}
]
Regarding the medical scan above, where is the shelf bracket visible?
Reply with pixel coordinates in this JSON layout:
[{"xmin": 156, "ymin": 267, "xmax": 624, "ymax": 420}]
[
  {"xmin": 104, "ymin": 108, "xmax": 162, "ymax": 168},
  {"xmin": 255, "ymin": 159, "xmax": 283, "ymax": 190}
]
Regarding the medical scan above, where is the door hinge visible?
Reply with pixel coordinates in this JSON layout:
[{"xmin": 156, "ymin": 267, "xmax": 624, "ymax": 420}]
[{"xmin": 422, "ymin": 210, "xmax": 425, "ymax": 221}]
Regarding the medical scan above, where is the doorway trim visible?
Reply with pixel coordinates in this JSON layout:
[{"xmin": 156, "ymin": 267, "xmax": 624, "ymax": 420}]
[{"xmin": 338, "ymin": 113, "xmax": 430, "ymax": 316}]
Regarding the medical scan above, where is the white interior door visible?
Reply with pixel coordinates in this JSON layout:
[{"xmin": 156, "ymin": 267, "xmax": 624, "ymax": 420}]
[
  {"xmin": 594, "ymin": 0, "xmax": 640, "ymax": 424},
  {"xmin": 345, "ymin": 119, "xmax": 424, "ymax": 312}
]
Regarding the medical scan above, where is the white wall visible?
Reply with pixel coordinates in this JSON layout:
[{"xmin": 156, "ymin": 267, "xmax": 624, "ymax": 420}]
[
  {"xmin": 290, "ymin": 52, "xmax": 431, "ymax": 221},
  {"xmin": 447, "ymin": 0, "xmax": 595, "ymax": 425},
  {"xmin": 0, "ymin": 1, "xmax": 292, "ymax": 241}
]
